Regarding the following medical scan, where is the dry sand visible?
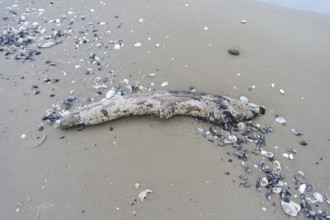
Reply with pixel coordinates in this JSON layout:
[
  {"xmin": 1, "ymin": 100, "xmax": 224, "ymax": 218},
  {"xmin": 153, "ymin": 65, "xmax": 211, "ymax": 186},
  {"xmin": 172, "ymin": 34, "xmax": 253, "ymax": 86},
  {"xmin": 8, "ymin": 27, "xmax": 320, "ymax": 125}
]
[{"xmin": 1, "ymin": 0, "xmax": 330, "ymax": 219}]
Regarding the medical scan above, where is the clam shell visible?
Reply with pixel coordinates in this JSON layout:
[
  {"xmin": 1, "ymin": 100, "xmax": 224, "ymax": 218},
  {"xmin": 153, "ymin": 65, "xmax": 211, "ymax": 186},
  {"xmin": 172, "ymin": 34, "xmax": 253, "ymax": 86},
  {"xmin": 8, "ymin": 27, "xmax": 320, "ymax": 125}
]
[
  {"xmin": 272, "ymin": 160, "xmax": 281, "ymax": 172},
  {"xmin": 313, "ymin": 192, "xmax": 324, "ymax": 203},
  {"xmin": 260, "ymin": 177, "xmax": 268, "ymax": 187},
  {"xmin": 281, "ymin": 200, "xmax": 298, "ymax": 217}
]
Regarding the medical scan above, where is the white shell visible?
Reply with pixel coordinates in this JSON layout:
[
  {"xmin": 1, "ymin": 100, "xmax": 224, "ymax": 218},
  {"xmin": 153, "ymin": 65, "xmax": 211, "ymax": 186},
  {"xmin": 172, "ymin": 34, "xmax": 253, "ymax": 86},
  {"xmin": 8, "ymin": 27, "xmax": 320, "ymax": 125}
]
[
  {"xmin": 261, "ymin": 150, "xmax": 274, "ymax": 158},
  {"xmin": 138, "ymin": 189, "xmax": 152, "ymax": 201},
  {"xmin": 313, "ymin": 192, "xmax": 324, "ymax": 203},
  {"xmin": 299, "ymin": 184, "xmax": 306, "ymax": 194},
  {"xmin": 289, "ymin": 201, "xmax": 301, "ymax": 212},
  {"xmin": 237, "ymin": 122, "xmax": 245, "ymax": 131},
  {"xmin": 239, "ymin": 96, "xmax": 249, "ymax": 103},
  {"xmin": 224, "ymin": 135, "xmax": 237, "ymax": 144},
  {"xmin": 281, "ymin": 200, "xmax": 298, "ymax": 217},
  {"xmin": 260, "ymin": 177, "xmax": 268, "ymax": 187},
  {"xmin": 272, "ymin": 160, "xmax": 281, "ymax": 172},
  {"xmin": 280, "ymin": 89, "xmax": 285, "ymax": 94},
  {"xmin": 275, "ymin": 117, "xmax": 287, "ymax": 124},
  {"xmin": 134, "ymin": 42, "xmax": 142, "ymax": 47},
  {"xmin": 106, "ymin": 89, "xmax": 116, "ymax": 99},
  {"xmin": 273, "ymin": 187, "xmax": 282, "ymax": 194},
  {"xmin": 161, "ymin": 81, "xmax": 168, "ymax": 87},
  {"xmin": 40, "ymin": 42, "xmax": 54, "ymax": 48}
]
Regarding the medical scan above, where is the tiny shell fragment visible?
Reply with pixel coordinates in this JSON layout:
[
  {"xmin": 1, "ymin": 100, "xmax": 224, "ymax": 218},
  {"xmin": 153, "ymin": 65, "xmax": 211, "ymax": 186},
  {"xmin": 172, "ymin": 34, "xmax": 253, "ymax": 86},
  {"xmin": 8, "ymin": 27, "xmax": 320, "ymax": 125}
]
[
  {"xmin": 161, "ymin": 81, "xmax": 168, "ymax": 87},
  {"xmin": 138, "ymin": 189, "xmax": 152, "ymax": 201},
  {"xmin": 134, "ymin": 42, "xmax": 142, "ymax": 47},
  {"xmin": 40, "ymin": 42, "xmax": 54, "ymax": 48},
  {"xmin": 275, "ymin": 117, "xmax": 286, "ymax": 124},
  {"xmin": 280, "ymin": 89, "xmax": 285, "ymax": 94}
]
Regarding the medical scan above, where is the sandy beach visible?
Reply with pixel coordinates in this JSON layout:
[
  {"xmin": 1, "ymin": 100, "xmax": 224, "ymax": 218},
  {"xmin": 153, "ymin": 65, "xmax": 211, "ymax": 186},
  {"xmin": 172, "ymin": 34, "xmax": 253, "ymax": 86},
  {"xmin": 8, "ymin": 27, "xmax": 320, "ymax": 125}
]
[{"xmin": 1, "ymin": 0, "xmax": 330, "ymax": 219}]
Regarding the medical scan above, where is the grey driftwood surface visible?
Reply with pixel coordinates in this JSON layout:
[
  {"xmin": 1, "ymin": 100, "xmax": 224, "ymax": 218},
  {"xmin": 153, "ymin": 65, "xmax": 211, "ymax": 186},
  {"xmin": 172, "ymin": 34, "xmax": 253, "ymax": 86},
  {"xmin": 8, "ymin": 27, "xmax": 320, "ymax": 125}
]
[{"xmin": 59, "ymin": 91, "xmax": 265, "ymax": 130}]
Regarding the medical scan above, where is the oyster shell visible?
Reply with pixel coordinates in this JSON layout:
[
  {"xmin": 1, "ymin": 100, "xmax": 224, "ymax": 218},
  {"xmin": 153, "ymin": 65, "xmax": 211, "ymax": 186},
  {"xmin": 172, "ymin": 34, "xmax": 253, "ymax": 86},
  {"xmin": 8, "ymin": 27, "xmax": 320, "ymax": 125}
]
[{"xmin": 289, "ymin": 201, "xmax": 301, "ymax": 212}]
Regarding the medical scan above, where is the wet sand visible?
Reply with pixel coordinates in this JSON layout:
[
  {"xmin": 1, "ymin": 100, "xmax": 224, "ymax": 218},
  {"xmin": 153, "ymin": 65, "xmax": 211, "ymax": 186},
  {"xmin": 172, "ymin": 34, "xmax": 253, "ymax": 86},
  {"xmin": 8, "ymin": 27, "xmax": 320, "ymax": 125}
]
[{"xmin": 1, "ymin": 0, "xmax": 330, "ymax": 219}]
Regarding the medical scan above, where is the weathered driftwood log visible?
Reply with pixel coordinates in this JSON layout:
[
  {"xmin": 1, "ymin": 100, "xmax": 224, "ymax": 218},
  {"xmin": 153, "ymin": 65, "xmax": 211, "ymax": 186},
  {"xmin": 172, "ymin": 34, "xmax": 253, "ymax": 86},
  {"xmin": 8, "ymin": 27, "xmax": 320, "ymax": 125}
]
[{"xmin": 59, "ymin": 91, "xmax": 265, "ymax": 130}]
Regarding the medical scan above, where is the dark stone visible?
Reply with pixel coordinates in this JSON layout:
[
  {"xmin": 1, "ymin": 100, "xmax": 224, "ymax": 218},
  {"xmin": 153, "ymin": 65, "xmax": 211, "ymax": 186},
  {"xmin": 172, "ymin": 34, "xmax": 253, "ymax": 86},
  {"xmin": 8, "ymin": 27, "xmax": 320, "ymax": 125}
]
[{"xmin": 228, "ymin": 49, "xmax": 240, "ymax": 56}]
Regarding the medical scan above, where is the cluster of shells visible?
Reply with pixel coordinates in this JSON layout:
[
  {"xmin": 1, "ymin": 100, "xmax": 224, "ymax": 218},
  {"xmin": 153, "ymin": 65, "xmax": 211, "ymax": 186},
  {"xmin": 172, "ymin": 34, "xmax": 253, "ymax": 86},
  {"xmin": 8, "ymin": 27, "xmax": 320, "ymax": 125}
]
[{"xmin": 196, "ymin": 123, "xmax": 330, "ymax": 219}]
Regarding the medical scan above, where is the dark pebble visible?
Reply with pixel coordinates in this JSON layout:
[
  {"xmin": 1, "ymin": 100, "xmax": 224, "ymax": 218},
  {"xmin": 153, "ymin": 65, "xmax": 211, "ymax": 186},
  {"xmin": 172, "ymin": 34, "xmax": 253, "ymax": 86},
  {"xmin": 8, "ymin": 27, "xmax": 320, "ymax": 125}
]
[
  {"xmin": 300, "ymin": 141, "xmax": 308, "ymax": 146},
  {"xmin": 228, "ymin": 49, "xmax": 240, "ymax": 56},
  {"xmin": 109, "ymin": 127, "xmax": 113, "ymax": 131},
  {"xmin": 32, "ymin": 85, "xmax": 39, "ymax": 89},
  {"xmin": 225, "ymin": 171, "xmax": 230, "ymax": 175}
]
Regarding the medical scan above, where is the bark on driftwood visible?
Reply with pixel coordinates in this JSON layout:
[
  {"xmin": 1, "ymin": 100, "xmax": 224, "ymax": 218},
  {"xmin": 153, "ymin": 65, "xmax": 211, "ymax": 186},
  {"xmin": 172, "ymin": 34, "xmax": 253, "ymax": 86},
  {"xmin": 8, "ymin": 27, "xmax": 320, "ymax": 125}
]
[{"xmin": 59, "ymin": 91, "xmax": 265, "ymax": 130}]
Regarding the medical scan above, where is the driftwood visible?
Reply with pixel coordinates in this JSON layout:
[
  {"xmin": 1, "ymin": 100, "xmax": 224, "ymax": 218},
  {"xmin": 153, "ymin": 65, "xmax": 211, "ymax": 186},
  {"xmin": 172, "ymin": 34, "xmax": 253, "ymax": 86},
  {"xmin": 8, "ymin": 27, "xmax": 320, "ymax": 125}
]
[{"xmin": 59, "ymin": 91, "xmax": 265, "ymax": 130}]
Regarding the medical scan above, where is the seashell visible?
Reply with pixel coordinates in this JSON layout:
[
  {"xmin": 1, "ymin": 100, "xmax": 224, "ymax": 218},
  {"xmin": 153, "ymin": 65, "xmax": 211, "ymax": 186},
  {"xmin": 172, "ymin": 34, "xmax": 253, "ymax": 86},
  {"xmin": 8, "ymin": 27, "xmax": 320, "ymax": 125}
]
[
  {"xmin": 289, "ymin": 153, "xmax": 294, "ymax": 160},
  {"xmin": 134, "ymin": 42, "xmax": 142, "ymax": 47},
  {"xmin": 114, "ymin": 44, "xmax": 121, "ymax": 50},
  {"xmin": 280, "ymin": 89, "xmax": 285, "ymax": 94},
  {"xmin": 275, "ymin": 117, "xmax": 286, "ymax": 124},
  {"xmin": 237, "ymin": 122, "xmax": 245, "ymax": 131},
  {"xmin": 313, "ymin": 192, "xmax": 324, "ymax": 203},
  {"xmin": 260, "ymin": 177, "xmax": 268, "ymax": 187},
  {"xmin": 282, "ymin": 153, "xmax": 289, "ymax": 158},
  {"xmin": 325, "ymin": 194, "xmax": 330, "ymax": 205},
  {"xmin": 161, "ymin": 81, "xmax": 168, "ymax": 87},
  {"xmin": 281, "ymin": 200, "xmax": 298, "ymax": 217},
  {"xmin": 261, "ymin": 150, "xmax": 274, "ymax": 158},
  {"xmin": 272, "ymin": 160, "xmax": 281, "ymax": 172},
  {"xmin": 39, "ymin": 41, "xmax": 54, "ymax": 48},
  {"xmin": 239, "ymin": 96, "xmax": 249, "ymax": 103},
  {"xmin": 106, "ymin": 89, "xmax": 116, "ymax": 99},
  {"xmin": 290, "ymin": 128, "xmax": 303, "ymax": 136},
  {"xmin": 138, "ymin": 189, "xmax": 152, "ymax": 201},
  {"xmin": 299, "ymin": 184, "xmax": 306, "ymax": 194},
  {"xmin": 289, "ymin": 201, "xmax": 301, "ymax": 212},
  {"xmin": 224, "ymin": 135, "xmax": 237, "ymax": 144},
  {"xmin": 273, "ymin": 187, "xmax": 282, "ymax": 194}
]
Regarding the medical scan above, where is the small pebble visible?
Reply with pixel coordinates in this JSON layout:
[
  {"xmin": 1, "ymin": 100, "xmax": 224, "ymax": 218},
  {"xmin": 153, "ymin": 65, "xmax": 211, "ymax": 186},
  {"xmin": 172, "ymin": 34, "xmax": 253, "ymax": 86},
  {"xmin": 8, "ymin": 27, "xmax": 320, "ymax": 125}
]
[{"xmin": 228, "ymin": 49, "xmax": 240, "ymax": 56}]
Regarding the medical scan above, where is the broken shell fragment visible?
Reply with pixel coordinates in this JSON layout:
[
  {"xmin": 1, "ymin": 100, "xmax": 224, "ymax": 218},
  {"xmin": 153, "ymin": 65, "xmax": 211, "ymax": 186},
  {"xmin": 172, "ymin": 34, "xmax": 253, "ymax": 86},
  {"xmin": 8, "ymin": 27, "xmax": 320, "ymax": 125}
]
[
  {"xmin": 273, "ymin": 187, "xmax": 282, "ymax": 194},
  {"xmin": 138, "ymin": 189, "xmax": 152, "ymax": 201},
  {"xmin": 275, "ymin": 117, "xmax": 287, "ymax": 124},
  {"xmin": 290, "ymin": 128, "xmax": 303, "ymax": 136},
  {"xmin": 237, "ymin": 122, "xmax": 245, "ymax": 131},
  {"xmin": 313, "ymin": 192, "xmax": 324, "ymax": 203},
  {"xmin": 161, "ymin": 81, "xmax": 168, "ymax": 87},
  {"xmin": 39, "ymin": 41, "xmax": 55, "ymax": 48},
  {"xmin": 260, "ymin": 177, "xmax": 268, "ymax": 187},
  {"xmin": 239, "ymin": 96, "xmax": 249, "ymax": 103},
  {"xmin": 224, "ymin": 135, "xmax": 237, "ymax": 144},
  {"xmin": 289, "ymin": 201, "xmax": 301, "ymax": 212},
  {"xmin": 261, "ymin": 150, "xmax": 274, "ymax": 158},
  {"xmin": 281, "ymin": 200, "xmax": 298, "ymax": 217},
  {"xmin": 299, "ymin": 184, "xmax": 306, "ymax": 194},
  {"xmin": 106, "ymin": 89, "xmax": 116, "ymax": 99},
  {"xmin": 272, "ymin": 160, "xmax": 281, "ymax": 172}
]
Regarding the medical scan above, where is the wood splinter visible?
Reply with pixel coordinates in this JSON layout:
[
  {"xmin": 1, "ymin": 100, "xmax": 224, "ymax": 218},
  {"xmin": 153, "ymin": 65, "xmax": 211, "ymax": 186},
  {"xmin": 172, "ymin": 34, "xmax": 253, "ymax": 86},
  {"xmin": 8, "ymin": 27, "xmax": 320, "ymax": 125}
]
[{"xmin": 59, "ymin": 91, "xmax": 265, "ymax": 130}]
